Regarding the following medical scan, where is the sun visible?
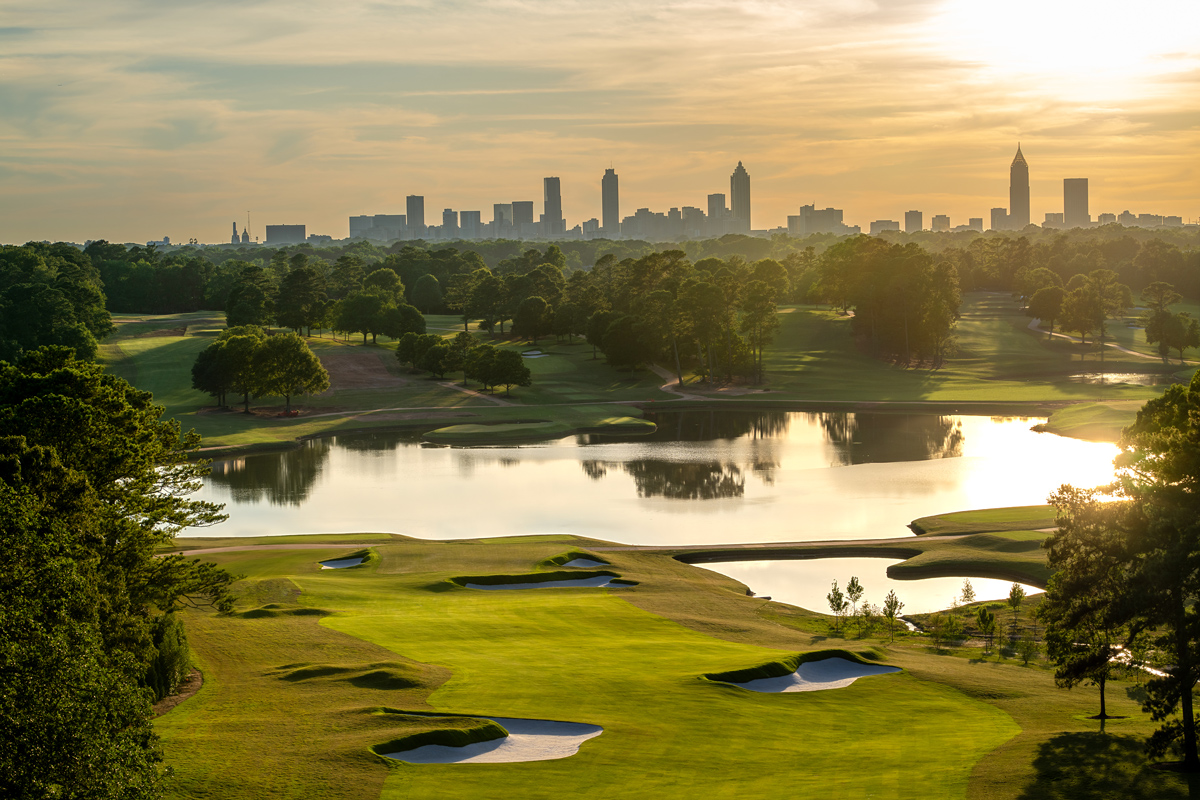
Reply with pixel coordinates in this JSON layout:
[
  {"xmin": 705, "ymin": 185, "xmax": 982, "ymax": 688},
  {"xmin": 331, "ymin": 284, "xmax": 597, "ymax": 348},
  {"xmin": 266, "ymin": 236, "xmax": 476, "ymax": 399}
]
[{"xmin": 933, "ymin": 0, "xmax": 1200, "ymax": 101}]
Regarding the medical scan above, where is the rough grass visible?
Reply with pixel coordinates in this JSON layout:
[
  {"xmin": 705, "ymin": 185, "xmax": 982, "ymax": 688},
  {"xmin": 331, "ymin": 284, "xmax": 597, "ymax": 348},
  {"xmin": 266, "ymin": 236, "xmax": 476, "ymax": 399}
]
[
  {"xmin": 1034, "ymin": 401, "xmax": 1143, "ymax": 443},
  {"xmin": 156, "ymin": 534, "xmax": 1199, "ymax": 800}
]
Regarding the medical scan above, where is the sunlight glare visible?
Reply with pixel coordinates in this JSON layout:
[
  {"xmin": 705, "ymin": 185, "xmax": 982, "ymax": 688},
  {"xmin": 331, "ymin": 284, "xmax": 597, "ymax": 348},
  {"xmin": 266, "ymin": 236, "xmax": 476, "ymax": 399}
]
[{"xmin": 934, "ymin": 0, "xmax": 1200, "ymax": 100}]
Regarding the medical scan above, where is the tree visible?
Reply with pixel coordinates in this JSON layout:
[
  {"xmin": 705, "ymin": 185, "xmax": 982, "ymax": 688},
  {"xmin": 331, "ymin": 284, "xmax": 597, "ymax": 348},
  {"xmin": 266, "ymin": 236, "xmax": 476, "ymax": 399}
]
[
  {"xmin": 882, "ymin": 590, "xmax": 904, "ymax": 643},
  {"xmin": 377, "ymin": 303, "xmax": 426, "ymax": 341},
  {"xmin": 1160, "ymin": 312, "xmax": 1200, "ymax": 363},
  {"xmin": 335, "ymin": 289, "xmax": 388, "ymax": 344},
  {"xmin": 419, "ymin": 343, "xmax": 451, "ymax": 378},
  {"xmin": 443, "ymin": 331, "xmax": 475, "ymax": 384},
  {"xmin": 275, "ymin": 266, "xmax": 327, "ymax": 335},
  {"xmin": 1061, "ymin": 286, "xmax": 1099, "ymax": 344},
  {"xmin": 739, "ymin": 281, "xmax": 779, "ymax": 384},
  {"xmin": 586, "ymin": 310, "xmax": 620, "ymax": 360},
  {"xmin": 465, "ymin": 345, "xmax": 497, "ymax": 392},
  {"xmin": 0, "ymin": 349, "xmax": 235, "ymax": 794},
  {"xmin": 827, "ymin": 580, "xmax": 848, "ymax": 634},
  {"xmin": 363, "ymin": 268, "xmax": 406, "ymax": 303},
  {"xmin": 1018, "ymin": 632, "xmax": 1039, "ymax": 666},
  {"xmin": 959, "ymin": 578, "xmax": 976, "ymax": 609},
  {"xmin": 225, "ymin": 265, "xmax": 275, "ymax": 328},
  {"xmin": 976, "ymin": 606, "xmax": 997, "ymax": 654},
  {"xmin": 513, "ymin": 296, "xmax": 552, "ymax": 344},
  {"xmin": 491, "ymin": 349, "xmax": 532, "ymax": 396},
  {"xmin": 395, "ymin": 332, "xmax": 421, "ymax": 370},
  {"xmin": 1007, "ymin": 583, "xmax": 1026, "ymax": 643},
  {"xmin": 1028, "ymin": 286, "xmax": 1065, "ymax": 338},
  {"xmin": 219, "ymin": 333, "xmax": 263, "ymax": 413},
  {"xmin": 411, "ymin": 273, "xmax": 444, "ymax": 313},
  {"xmin": 846, "ymin": 576, "xmax": 864, "ymax": 618},
  {"xmin": 254, "ymin": 332, "xmax": 330, "ymax": 414},
  {"xmin": 602, "ymin": 315, "xmax": 647, "ymax": 370}
]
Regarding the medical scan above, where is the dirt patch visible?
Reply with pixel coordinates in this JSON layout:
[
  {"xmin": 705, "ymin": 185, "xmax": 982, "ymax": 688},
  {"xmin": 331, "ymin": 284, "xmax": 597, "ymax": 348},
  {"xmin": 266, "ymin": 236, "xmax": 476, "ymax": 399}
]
[
  {"xmin": 320, "ymin": 350, "xmax": 408, "ymax": 391},
  {"xmin": 153, "ymin": 668, "xmax": 202, "ymax": 717}
]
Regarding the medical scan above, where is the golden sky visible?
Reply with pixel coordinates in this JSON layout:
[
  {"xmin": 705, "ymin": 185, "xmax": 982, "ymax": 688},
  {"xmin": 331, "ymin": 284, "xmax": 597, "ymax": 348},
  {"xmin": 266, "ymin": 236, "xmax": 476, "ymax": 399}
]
[{"xmin": 2, "ymin": 0, "xmax": 1198, "ymax": 243}]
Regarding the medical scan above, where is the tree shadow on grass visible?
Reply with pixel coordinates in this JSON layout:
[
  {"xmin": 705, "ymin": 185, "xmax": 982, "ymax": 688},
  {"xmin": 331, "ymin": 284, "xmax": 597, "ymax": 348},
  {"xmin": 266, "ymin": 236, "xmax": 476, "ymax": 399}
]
[{"xmin": 1018, "ymin": 732, "xmax": 1200, "ymax": 800}]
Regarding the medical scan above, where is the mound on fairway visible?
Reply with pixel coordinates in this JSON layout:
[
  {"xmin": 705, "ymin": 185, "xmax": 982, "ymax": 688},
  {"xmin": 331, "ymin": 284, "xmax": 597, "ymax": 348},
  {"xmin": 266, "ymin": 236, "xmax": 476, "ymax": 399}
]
[
  {"xmin": 382, "ymin": 717, "xmax": 603, "ymax": 764},
  {"xmin": 732, "ymin": 658, "xmax": 900, "ymax": 693}
]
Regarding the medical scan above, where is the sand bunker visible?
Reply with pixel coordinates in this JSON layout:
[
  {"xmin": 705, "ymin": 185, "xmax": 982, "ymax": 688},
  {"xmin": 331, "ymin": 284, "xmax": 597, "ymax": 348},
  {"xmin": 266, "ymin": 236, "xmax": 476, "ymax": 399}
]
[
  {"xmin": 320, "ymin": 556, "xmax": 365, "ymax": 569},
  {"xmin": 466, "ymin": 575, "xmax": 623, "ymax": 590},
  {"xmin": 562, "ymin": 557, "xmax": 609, "ymax": 568},
  {"xmin": 733, "ymin": 658, "xmax": 900, "ymax": 693},
  {"xmin": 384, "ymin": 717, "xmax": 603, "ymax": 764}
]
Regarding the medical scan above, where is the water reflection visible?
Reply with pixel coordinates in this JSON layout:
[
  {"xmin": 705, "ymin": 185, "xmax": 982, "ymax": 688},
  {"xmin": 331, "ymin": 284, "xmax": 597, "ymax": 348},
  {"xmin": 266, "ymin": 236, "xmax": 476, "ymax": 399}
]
[
  {"xmin": 706, "ymin": 558, "xmax": 1040, "ymax": 615},
  {"xmin": 196, "ymin": 412, "xmax": 1119, "ymax": 543},
  {"xmin": 816, "ymin": 413, "xmax": 964, "ymax": 465},
  {"xmin": 207, "ymin": 438, "xmax": 333, "ymax": 507}
]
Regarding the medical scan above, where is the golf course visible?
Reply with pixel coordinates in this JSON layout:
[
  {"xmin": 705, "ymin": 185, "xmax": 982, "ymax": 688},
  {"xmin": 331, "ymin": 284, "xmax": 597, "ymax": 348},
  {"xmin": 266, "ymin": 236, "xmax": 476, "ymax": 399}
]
[{"xmin": 110, "ymin": 290, "xmax": 1199, "ymax": 798}]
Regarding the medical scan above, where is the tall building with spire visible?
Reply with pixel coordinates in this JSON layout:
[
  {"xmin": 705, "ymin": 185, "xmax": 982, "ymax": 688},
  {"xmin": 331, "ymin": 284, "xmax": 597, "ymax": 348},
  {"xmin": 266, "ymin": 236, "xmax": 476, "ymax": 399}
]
[
  {"xmin": 730, "ymin": 161, "xmax": 751, "ymax": 233},
  {"xmin": 1009, "ymin": 145, "xmax": 1030, "ymax": 230},
  {"xmin": 231, "ymin": 222, "xmax": 239, "ymax": 244},
  {"xmin": 601, "ymin": 168, "xmax": 619, "ymax": 237}
]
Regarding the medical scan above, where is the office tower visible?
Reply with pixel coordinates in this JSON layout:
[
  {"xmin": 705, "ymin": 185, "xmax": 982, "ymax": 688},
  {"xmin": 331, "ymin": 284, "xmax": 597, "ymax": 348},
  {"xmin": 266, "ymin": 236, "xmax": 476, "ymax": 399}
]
[
  {"xmin": 493, "ymin": 203, "xmax": 512, "ymax": 226},
  {"xmin": 442, "ymin": 209, "xmax": 458, "ymax": 237},
  {"xmin": 543, "ymin": 177, "xmax": 564, "ymax": 235},
  {"xmin": 1098, "ymin": 212, "xmax": 1116, "ymax": 224},
  {"xmin": 461, "ymin": 211, "xmax": 481, "ymax": 239},
  {"xmin": 869, "ymin": 220, "xmax": 900, "ymax": 235},
  {"xmin": 787, "ymin": 205, "xmax": 854, "ymax": 237},
  {"xmin": 730, "ymin": 161, "xmax": 751, "ymax": 233},
  {"xmin": 512, "ymin": 201, "xmax": 534, "ymax": 228},
  {"xmin": 601, "ymin": 168, "xmax": 619, "ymax": 237},
  {"xmin": 968, "ymin": 218, "xmax": 983, "ymax": 232},
  {"xmin": 1009, "ymin": 145, "xmax": 1030, "ymax": 229},
  {"xmin": 1063, "ymin": 178, "xmax": 1089, "ymax": 228},
  {"xmin": 406, "ymin": 195, "xmax": 425, "ymax": 233},
  {"xmin": 1165, "ymin": 216, "xmax": 1183, "ymax": 227},
  {"xmin": 932, "ymin": 214, "xmax": 950, "ymax": 232},
  {"xmin": 990, "ymin": 208, "xmax": 1008, "ymax": 231},
  {"xmin": 349, "ymin": 214, "xmax": 405, "ymax": 241},
  {"xmin": 230, "ymin": 222, "xmax": 239, "ymax": 244},
  {"xmin": 1118, "ymin": 210, "xmax": 1136, "ymax": 226},
  {"xmin": 1044, "ymin": 213, "xmax": 1064, "ymax": 226},
  {"xmin": 707, "ymin": 193, "xmax": 726, "ymax": 220},
  {"xmin": 904, "ymin": 210, "xmax": 923, "ymax": 233},
  {"xmin": 265, "ymin": 225, "xmax": 306, "ymax": 245}
]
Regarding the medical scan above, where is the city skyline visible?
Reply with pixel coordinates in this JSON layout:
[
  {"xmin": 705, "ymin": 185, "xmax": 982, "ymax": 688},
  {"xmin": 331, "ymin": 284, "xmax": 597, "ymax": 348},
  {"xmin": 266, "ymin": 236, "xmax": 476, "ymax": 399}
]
[{"xmin": 2, "ymin": 1, "xmax": 1199, "ymax": 243}]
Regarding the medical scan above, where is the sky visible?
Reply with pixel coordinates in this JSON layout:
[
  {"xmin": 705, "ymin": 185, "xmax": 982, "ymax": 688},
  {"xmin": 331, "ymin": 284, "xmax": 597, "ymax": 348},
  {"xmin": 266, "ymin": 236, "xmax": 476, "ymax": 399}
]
[{"xmin": 2, "ymin": 0, "xmax": 1199, "ymax": 244}]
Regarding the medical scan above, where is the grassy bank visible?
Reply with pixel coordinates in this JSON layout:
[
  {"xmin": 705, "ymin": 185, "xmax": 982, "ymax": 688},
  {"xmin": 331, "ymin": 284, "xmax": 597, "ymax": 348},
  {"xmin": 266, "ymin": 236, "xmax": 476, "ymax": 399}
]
[{"xmin": 155, "ymin": 533, "xmax": 1192, "ymax": 799}]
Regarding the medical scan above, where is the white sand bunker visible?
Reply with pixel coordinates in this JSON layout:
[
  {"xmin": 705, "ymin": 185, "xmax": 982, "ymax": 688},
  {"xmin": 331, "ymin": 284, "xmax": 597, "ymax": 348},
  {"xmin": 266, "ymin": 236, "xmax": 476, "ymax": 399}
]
[
  {"xmin": 521, "ymin": 350, "xmax": 549, "ymax": 359},
  {"xmin": 562, "ymin": 557, "xmax": 609, "ymax": 568},
  {"xmin": 467, "ymin": 575, "xmax": 620, "ymax": 590},
  {"xmin": 734, "ymin": 658, "xmax": 900, "ymax": 693},
  {"xmin": 385, "ymin": 718, "xmax": 603, "ymax": 764},
  {"xmin": 319, "ymin": 556, "xmax": 365, "ymax": 569}
]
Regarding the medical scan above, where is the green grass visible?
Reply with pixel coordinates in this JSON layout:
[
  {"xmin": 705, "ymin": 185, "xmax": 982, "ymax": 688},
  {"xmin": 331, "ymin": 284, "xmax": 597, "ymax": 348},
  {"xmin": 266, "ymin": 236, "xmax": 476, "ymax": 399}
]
[
  {"xmin": 910, "ymin": 506, "xmax": 1057, "ymax": 536},
  {"xmin": 1034, "ymin": 401, "xmax": 1143, "ymax": 442},
  {"xmin": 100, "ymin": 296, "xmax": 1176, "ymax": 452},
  {"xmin": 156, "ymin": 534, "xmax": 1197, "ymax": 800}
]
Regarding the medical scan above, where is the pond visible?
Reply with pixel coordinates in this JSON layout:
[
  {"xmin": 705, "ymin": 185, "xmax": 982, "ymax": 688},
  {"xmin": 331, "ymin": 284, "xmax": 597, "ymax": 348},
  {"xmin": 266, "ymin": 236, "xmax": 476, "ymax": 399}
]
[{"xmin": 198, "ymin": 410, "xmax": 1117, "ymax": 550}]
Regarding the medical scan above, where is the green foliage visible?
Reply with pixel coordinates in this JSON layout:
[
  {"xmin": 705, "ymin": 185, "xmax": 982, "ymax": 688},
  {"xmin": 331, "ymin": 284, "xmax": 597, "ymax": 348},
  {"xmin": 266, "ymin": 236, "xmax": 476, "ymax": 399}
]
[
  {"xmin": 410, "ymin": 273, "xmax": 443, "ymax": 313},
  {"xmin": 513, "ymin": 295, "xmax": 552, "ymax": 344},
  {"xmin": 826, "ymin": 580, "xmax": 848, "ymax": 633},
  {"xmin": 254, "ymin": 332, "xmax": 331, "ymax": 413},
  {"xmin": 275, "ymin": 266, "xmax": 328, "ymax": 334},
  {"xmin": 225, "ymin": 265, "xmax": 275, "ymax": 328},
  {"xmin": 146, "ymin": 612, "xmax": 190, "ymax": 701},
  {"xmin": 882, "ymin": 589, "xmax": 904, "ymax": 642}
]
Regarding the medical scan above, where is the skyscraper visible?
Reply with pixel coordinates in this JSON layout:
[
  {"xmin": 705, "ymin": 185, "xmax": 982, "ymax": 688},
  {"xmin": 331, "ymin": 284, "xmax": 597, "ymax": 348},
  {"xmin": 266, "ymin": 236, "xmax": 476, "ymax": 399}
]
[
  {"xmin": 990, "ymin": 208, "xmax": 1008, "ymax": 231},
  {"xmin": 231, "ymin": 222, "xmax": 239, "ymax": 244},
  {"xmin": 460, "ymin": 211, "xmax": 481, "ymax": 240},
  {"xmin": 904, "ymin": 210, "xmax": 923, "ymax": 233},
  {"xmin": 543, "ymin": 177, "xmax": 564, "ymax": 236},
  {"xmin": 601, "ymin": 168, "xmax": 619, "ymax": 237},
  {"xmin": 1009, "ymin": 145, "xmax": 1030, "ymax": 229},
  {"xmin": 1063, "ymin": 178, "xmax": 1089, "ymax": 228},
  {"xmin": 730, "ymin": 161, "xmax": 751, "ymax": 233},
  {"xmin": 442, "ymin": 208, "xmax": 458, "ymax": 237},
  {"xmin": 707, "ymin": 193, "xmax": 727, "ymax": 236},
  {"xmin": 406, "ymin": 195, "xmax": 425, "ymax": 234}
]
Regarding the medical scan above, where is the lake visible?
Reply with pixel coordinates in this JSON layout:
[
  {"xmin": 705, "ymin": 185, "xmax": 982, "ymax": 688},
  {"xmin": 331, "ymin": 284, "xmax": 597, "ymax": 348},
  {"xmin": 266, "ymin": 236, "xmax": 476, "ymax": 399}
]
[{"xmin": 197, "ymin": 409, "xmax": 1118, "ymax": 611}]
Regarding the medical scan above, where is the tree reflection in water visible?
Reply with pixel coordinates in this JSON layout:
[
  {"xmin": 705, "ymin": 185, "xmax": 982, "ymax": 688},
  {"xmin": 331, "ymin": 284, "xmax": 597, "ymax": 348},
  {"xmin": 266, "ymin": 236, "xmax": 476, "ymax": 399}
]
[
  {"xmin": 624, "ymin": 461, "xmax": 744, "ymax": 500},
  {"xmin": 207, "ymin": 438, "xmax": 333, "ymax": 507},
  {"xmin": 815, "ymin": 413, "xmax": 964, "ymax": 465}
]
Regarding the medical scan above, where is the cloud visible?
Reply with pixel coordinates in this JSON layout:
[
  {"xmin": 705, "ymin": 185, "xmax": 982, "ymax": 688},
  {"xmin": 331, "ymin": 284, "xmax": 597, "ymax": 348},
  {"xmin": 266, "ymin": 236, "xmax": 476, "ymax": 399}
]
[{"xmin": 0, "ymin": 0, "xmax": 1196, "ymax": 242}]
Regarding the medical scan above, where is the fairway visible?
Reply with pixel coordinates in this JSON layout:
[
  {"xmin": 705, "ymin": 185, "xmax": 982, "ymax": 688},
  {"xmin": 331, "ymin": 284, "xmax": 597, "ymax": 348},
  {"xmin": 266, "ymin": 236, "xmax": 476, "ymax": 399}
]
[{"xmin": 153, "ymin": 534, "xmax": 1195, "ymax": 800}]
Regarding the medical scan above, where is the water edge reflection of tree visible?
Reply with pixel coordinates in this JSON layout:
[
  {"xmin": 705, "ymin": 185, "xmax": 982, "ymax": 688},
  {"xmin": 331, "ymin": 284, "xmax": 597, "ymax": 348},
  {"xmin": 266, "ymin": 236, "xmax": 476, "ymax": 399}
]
[
  {"xmin": 207, "ymin": 438, "xmax": 333, "ymax": 506},
  {"xmin": 581, "ymin": 459, "xmax": 746, "ymax": 500},
  {"xmin": 815, "ymin": 412, "xmax": 965, "ymax": 465}
]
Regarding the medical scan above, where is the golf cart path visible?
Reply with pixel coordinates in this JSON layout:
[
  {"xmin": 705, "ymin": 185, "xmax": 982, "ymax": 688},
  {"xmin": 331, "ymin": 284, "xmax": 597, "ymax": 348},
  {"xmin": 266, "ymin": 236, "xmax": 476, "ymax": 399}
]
[{"xmin": 1027, "ymin": 317, "xmax": 1191, "ymax": 363}]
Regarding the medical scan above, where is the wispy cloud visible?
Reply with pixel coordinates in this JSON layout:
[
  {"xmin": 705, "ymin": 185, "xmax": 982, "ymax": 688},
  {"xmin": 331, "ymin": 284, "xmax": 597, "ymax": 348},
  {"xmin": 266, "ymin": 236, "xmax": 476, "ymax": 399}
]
[{"xmin": 0, "ymin": 0, "xmax": 1197, "ymax": 242}]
